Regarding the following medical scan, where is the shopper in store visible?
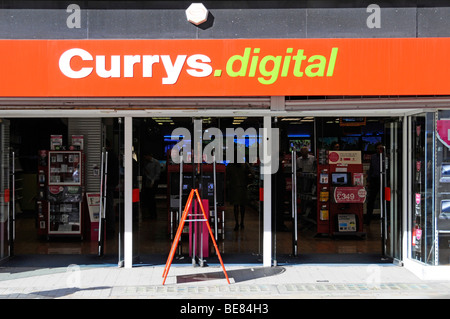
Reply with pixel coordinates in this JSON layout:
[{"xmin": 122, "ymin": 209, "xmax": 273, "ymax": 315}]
[
  {"xmin": 105, "ymin": 139, "xmax": 120, "ymax": 238},
  {"xmin": 142, "ymin": 152, "xmax": 161, "ymax": 219},
  {"xmin": 296, "ymin": 146, "xmax": 316, "ymax": 173},
  {"xmin": 331, "ymin": 141, "xmax": 340, "ymax": 150},
  {"xmin": 296, "ymin": 146, "xmax": 317, "ymax": 220},
  {"xmin": 226, "ymin": 151, "xmax": 251, "ymax": 231},
  {"xmin": 366, "ymin": 142, "xmax": 384, "ymax": 226}
]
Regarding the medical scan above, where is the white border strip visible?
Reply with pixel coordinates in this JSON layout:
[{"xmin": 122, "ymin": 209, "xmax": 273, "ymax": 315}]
[{"xmin": 0, "ymin": 108, "xmax": 425, "ymax": 118}]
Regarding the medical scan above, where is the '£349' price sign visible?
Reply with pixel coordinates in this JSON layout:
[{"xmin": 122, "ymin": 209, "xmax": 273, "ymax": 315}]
[{"xmin": 333, "ymin": 187, "xmax": 367, "ymax": 204}]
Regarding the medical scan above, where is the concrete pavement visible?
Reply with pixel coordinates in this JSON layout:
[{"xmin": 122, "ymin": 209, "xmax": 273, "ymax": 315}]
[{"xmin": 0, "ymin": 262, "xmax": 449, "ymax": 299}]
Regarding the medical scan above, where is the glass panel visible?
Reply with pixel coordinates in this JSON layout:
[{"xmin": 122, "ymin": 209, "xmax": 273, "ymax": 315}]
[
  {"xmin": 410, "ymin": 113, "xmax": 435, "ymax": 264},
  {"xmin": 435, "ymin": 110, "xmax": 450, "ymax": 265},
  {"xmin": 384, "ymin": 119, "xmax": 403, "ymax": 260},
  {"xmin": 132, "ymin": 118, "xmax": 142, "ymax": 264},
  {"xmin": 0, "ymin": 120, "xmax": 10, "ymax": 260},
  {"xmin": 99, "ymin": 118, "xmax": 124, "ymax": 263},
  {"xmin": 113, "ymin": 118, "xmax": 125, "ymax": 266}
]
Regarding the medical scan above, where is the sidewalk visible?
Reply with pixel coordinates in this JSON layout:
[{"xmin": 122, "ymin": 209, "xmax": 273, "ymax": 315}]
[{"xmin": 0, "ymin": 262, "xmax": 449, "ymax": 299}]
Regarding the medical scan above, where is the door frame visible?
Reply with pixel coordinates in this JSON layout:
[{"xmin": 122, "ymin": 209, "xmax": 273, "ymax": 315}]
[{"xmin": 383, "ymin": 117, "xmax": 404, "ymax": 262}]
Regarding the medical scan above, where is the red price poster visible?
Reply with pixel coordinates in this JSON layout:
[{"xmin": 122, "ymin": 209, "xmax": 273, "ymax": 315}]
[
  {"xmin": 333, "ymin": 187, "xmax": 367, "ymax": 203},
  {"xmin": 328, "ymin": 151, "xmax": 362, "ymax": 165}
]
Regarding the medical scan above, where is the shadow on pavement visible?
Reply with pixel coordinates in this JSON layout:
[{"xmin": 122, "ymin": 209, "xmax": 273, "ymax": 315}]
[
  {"xmin": 0, "ymin": 286, "xmax": 112, "ymax": 299},
  {"xmin": 176, "ymin": 266, "xmax": 285, "ymax": 284}
]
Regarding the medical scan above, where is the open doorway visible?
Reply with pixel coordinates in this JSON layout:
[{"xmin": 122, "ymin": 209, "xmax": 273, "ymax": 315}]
[
  {"xmin": 131, "ymin": 116, "xmax": 265, "ymax": 265},
  {"xmin": 273, "ymin": 116, "xmax": 402, "ymax": 264},
  {"xmin": 4, "ymin": 117, "xmax": 123, "ymax": 267}
]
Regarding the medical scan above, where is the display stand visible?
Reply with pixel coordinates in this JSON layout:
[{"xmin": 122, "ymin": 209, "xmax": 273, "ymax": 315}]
[
  {"xmin": 316, "ymin": 151, "xmax": 367, "ymax": 237},
  {"xmin": 37, "ymin": 150, "xmax": 49, "ymax": 236},
  {"xmin": 162, "ymin": 188, "xmax": 230, "ymax": 285},
  {"xmin": 316, "ymin": 164, "xmax": 331, "ymax": 235},
  {"xmin": 45, "ymin": 150, "xmax": 84, "ymax": 238}
]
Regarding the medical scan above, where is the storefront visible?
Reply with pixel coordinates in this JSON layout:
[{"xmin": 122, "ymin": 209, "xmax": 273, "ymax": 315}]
[{"xmin": 0, "ymin": 2, "xmax": 450, "ymax": 279}]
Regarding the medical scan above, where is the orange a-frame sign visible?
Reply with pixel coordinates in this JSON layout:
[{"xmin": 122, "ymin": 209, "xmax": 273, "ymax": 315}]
[{"xmin": 162, "ymin": 188, "xmax": 230, "ymax": 285}]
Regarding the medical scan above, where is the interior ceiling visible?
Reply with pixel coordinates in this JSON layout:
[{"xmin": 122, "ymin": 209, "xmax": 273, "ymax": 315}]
[
  {"xmin": 150, "ymin": 116, "xmax": 262, "ymax": 126},
  {"xmin": 150, "ymin": 116, "xmax": 383, "ymax": 126}
]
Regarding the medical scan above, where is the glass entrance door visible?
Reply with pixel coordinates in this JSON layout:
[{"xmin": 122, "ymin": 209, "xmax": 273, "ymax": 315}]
[
  {"xmin": 272, "ymin": 115, "xmax": 404, "ymax": 263},
  {"xmin": 131, "ymin": 116, "xmax": 264, "ymax": 265},
  {"xmin": 0, "ymin": 119, "xmax": 10, "ymax": 262},
  {"xmin": 383, "ymin": 118, "xmax": 403, "ymax": 261},
  {"xmin": 409, "ymin": 113, "xmax": 435, "ymax": 264}
]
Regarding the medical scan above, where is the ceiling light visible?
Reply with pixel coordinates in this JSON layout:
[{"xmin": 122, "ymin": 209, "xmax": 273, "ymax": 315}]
[
  {"xmin": 280, "ymin": 118, "xmax": 302, "ymax": 121},
  {"xmin": 186, "ymin": 3, "xmax": 209, "ymax": 26}
]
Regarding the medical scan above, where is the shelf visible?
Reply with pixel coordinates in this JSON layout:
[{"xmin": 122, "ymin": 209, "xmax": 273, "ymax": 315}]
[
  {"xmin": 48, "ymin": 151, "xmax": 82, "ymax": 186},
  {"xmin": 48, "ymin": 205, "xmax": 81, "ymax": 234},
  {"xmin": 38, "ymin": 150, "xmax": 84, "ymax": 237}
]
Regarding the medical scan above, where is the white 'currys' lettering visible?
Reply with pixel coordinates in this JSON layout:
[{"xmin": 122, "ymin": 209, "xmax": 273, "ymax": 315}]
[
  {"xmin": 59, "ymin": 48, "xmax": 93, "ymax": 79},
  {"xmin": 124, "ymin": 55, "xmax": 141, "ymax": 78},
  {"xmin": 161, "ymin": 55, "xmax": 187, "ymax": 85},
  {"xmin": 58, "ymin": 49, "xmax": 213, "ymax": 83},
  {"xmin": 96, "ymin": 55, "xmax": 121, "ymax": 78},
  {"xmin": 142, "ymin": 55, "xmax": 160, "ymax": 77},
  {"xmin": 186, "ymin": 54, "xmax": 213, "ymax": 77}
]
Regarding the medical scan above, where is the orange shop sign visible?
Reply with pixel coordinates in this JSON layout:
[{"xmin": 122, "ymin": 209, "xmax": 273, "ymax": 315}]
[{"xmin": 0, "ymin": 38, "xmax": 450, "ymax": 97}]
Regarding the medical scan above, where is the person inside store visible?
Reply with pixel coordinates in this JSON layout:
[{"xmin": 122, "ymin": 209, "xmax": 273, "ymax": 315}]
[
  {"xmin": 105, "ymin": 139, "xmax": 120, "ymax": 238},
  {"xmin": 296, "ymin": 146, "xmax": 317, "ymax": 220},
  {"xmin": 275, "ymin": 152, "xmax": 289, "ymax": 232},
  {"xmin": 142, "ymin": 152, "xmax": 161, "ymax": 219},
  {"xmin": 226, "ymin": 151, "xmax": 251, "ymax": 231},
  {"xmin": 296, "ymin": 146, "xmax": 316, "ymax": 173},
  {"xmin": 331, "ymin": 141, "xmax": 340, "ymax": 150},
  {"xmin": 366, "ymin": 142, "xmax": 384, "ymax": 226}
]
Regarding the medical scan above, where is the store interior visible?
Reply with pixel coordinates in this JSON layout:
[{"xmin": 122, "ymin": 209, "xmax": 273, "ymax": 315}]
[{"xmin": 8, "ymin": 115, "xmax": 396, "ymax": 266}]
